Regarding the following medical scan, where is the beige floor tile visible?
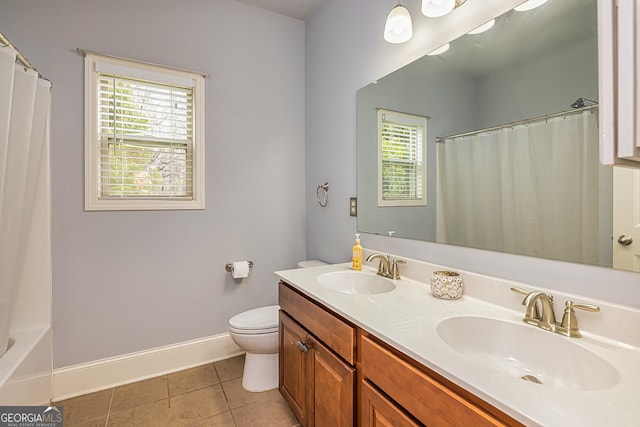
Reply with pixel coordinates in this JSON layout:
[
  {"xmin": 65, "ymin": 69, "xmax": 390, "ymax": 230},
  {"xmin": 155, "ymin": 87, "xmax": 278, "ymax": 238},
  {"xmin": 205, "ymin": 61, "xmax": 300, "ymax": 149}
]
[
  {"xmin": 169, "ymin": 384, "xmax": 229, "ymax": 426},
  {"xmin": 168, "ymin": 363, "xmax": 219, "ymax": 397},
  {"xmin": 221, "ymin": 378, "xmax": 279, "ymax": 409},
  {"xmin": 55, "ymin": 389, "xmax": 112, "ymax": 426},
  {"xmin": 173, "ymin": 410, "xmax": 236, "ymax": 427},
  {"xmin": 215, "ymin": 355, "xmax": 245, "ymax": 383},
  {"xmin": 110, "ymin": 375, "xmax": 168, "ymax": 413},
  {"xmin": 67, "ymin": 417, "xmax": 108, "ymax": 427},
  {"xmin": 231, "ymin": 392, "xmax": 298, "ymax": 427},
  {"xmin": 107, "ymin": 399, "xmax": 169, "ymax": 427}
]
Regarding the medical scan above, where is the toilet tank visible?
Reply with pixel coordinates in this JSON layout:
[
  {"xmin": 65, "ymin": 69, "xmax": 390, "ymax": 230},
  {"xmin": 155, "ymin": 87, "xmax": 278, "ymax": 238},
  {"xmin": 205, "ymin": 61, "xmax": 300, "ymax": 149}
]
[{"xmin": 297, "ymin": 260, "xmax": 327, "ymax": 268}]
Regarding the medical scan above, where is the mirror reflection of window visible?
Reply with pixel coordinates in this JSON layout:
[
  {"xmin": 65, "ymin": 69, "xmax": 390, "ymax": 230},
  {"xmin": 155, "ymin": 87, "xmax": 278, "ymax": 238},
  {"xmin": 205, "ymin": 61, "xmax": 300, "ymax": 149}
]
[{"xmin": 377, "ymin": 109, "xmax": 427, "ymax": 207}]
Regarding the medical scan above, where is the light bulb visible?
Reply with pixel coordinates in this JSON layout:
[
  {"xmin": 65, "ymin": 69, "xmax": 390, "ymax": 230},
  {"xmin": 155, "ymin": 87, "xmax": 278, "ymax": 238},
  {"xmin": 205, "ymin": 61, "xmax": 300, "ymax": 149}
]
[
  {"xmin": 467, "ymin": 19, "xmax": 495, "ymax": 35},
  {"xmin": 422, "ymin": 0, "xmax": 456, "ymax": 18},
  {"xmin": 427, "ymin": 43, "xmax": 450, "ymax": 56},
  {"xmin": 514, "ymin": 0, "xmax": 548, "ymax": 12},
  {"xmin": 384, "ymin": 3, "xmax": 413, "ymax": 44}
]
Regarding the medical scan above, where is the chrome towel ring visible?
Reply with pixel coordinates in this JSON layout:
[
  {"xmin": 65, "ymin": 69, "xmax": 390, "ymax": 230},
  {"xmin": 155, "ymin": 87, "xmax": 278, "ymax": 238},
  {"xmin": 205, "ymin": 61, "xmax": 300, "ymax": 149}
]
[{"xmin": 317, "ymin": 182, "xmax": 329, "ymax": 207}]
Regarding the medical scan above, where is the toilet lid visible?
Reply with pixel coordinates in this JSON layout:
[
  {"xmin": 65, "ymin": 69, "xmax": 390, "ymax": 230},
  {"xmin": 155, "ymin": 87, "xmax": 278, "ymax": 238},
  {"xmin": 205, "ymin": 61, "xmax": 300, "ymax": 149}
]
[{"xmin": 229, "ymin": 305, "xmax": 279, "ymax": 333}]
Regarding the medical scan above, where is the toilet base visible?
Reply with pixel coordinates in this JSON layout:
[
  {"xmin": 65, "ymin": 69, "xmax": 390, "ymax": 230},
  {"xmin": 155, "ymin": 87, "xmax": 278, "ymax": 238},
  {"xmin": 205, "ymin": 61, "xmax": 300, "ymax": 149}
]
[{"xmin": 241, "ymin": 352, "xmax": 279, "ymax": 392}]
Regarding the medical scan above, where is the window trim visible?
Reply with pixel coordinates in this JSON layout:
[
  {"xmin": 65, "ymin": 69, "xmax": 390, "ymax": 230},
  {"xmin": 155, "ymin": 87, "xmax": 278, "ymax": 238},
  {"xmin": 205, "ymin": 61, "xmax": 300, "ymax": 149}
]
[
  {"xmin": 377, "ymin": 109, "xmax": 427, "ymax": 207},
  {"xmin": 84, "ymin": 53, "xmax": 205, "ymax": 211}
]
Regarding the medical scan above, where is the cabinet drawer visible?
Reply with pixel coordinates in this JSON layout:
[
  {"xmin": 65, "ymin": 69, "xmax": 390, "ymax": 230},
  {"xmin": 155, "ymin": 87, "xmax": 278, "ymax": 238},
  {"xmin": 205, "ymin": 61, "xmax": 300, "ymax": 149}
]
[
  {"xmin": 360, "ymin": 335, "xmax": 510, "ymax": 427},
  {"xmin": 360, "ymin": 379, "xmax": 420, "ymax": 427},
  {"xmin": 279, "ymin": 281, "xmax": 356, "ymax": 365}
]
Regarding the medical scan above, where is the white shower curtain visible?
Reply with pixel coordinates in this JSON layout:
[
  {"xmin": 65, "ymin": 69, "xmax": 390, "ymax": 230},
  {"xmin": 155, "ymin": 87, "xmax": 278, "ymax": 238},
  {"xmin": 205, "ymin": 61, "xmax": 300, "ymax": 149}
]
[
  {"xmin": 0, "ymin": 45, "xmax": 51, "ymax": 357},
  {"xmin": 436, "ymin": 110, "xmax": 606, "ymax": 265}
]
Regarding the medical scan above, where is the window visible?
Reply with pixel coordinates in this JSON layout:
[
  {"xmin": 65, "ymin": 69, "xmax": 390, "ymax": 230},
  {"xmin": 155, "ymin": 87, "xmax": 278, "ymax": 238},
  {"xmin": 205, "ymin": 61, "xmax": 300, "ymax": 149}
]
[
  {"xmin": 377, "ymin": 109, "xmax": 427, "ymax": 207},
  {"xmin": 84, "ymin": 53, "xmax": 205, "ymax": 210}
]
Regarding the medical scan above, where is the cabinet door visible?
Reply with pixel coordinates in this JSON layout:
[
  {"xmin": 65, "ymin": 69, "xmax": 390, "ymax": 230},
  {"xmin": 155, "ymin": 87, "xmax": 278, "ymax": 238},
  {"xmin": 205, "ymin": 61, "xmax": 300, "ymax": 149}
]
[
  {"xmin": 280, "ymin": 312, "xmax": 310, "ymax": 425},
  {"xmin": 360, "ymin": 380, "xmax": 421, "ymax": 427},
  {"xmin": 309, "ymin": 336, "xmax": 355, "ymax": 427},
  {"xmin": 617, "ymin": 0, "xmax": 640, "ymax": 161},
  {"xmin": 599, "ymin": 0, "xmax": 640, "ymax": 165}
]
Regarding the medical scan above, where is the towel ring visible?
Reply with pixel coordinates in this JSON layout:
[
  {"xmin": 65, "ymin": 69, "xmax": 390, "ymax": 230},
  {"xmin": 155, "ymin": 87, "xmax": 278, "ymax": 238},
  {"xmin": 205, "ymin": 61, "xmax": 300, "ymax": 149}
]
[{"xmin": 317, "ymin": 182, "xmax": 329, "ymax": 207}]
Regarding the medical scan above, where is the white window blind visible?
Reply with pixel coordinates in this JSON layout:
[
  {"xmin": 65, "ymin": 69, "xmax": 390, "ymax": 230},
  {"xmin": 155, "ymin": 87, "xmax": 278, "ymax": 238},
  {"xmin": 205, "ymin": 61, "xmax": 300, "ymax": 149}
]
[
  {"xmin": 84, "ymin": 53, "xmax": 205, "ymax": 210},
  {"xmin": 377, "ymin": 109, "xmax": 427, "ymax": 207},
  {"xmin": 98, "ymin": 75, "xmax": 192, "ymax": 198}
]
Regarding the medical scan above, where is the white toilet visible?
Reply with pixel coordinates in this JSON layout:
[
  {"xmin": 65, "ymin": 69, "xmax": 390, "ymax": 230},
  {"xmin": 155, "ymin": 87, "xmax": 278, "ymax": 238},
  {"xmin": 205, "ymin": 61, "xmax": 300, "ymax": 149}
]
[
  {"xmin": 228, "ymin": 260, "xmax": 326, "ymax": 392},
  {"xmin": 229, "ymin": 305, "xmax": 280, "ymax": 392}
]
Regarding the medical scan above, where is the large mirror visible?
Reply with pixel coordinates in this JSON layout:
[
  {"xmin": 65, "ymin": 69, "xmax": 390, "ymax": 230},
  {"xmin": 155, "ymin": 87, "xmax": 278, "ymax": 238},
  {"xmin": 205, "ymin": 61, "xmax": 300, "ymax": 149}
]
[{"xmin": 356, "ymin": 0, "xmax": 631, "ymax": 270}]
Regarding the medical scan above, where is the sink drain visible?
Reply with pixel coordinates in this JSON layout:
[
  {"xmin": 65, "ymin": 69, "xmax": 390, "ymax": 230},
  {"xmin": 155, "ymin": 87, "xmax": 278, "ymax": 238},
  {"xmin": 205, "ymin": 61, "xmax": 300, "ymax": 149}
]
[{"xmin": 521, "ymin": 375, "xmax": 542, "ymax": 384}]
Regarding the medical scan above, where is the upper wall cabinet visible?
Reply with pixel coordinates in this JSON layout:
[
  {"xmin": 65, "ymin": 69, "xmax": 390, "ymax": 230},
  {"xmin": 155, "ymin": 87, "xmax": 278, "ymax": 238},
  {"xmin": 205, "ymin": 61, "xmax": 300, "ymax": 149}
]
[{"xmin": 599, "ymin": 0, "xmax": 640, "ymax": 165}]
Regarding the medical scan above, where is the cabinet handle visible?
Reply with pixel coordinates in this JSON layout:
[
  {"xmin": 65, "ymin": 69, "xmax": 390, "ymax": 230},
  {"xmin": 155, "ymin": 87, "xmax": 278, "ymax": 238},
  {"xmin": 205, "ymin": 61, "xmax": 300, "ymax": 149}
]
[{"xmin": 296, "ymin": 340, "xmax": 310, "ymax": 353}]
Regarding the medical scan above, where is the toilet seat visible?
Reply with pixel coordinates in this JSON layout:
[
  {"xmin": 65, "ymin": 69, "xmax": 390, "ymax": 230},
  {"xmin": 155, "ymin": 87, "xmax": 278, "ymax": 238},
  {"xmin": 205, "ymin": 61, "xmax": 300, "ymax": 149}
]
[{"xmin": 229, "ymin": 305, "xmax": 279, "ymax": 335}]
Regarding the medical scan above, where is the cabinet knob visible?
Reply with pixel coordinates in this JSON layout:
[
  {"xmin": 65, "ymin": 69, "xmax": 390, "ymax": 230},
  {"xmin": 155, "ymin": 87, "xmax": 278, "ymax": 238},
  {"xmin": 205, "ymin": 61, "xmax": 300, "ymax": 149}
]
[{"xmin": 296, "ymin": 340, "xmax": 310, "ymax": 353}]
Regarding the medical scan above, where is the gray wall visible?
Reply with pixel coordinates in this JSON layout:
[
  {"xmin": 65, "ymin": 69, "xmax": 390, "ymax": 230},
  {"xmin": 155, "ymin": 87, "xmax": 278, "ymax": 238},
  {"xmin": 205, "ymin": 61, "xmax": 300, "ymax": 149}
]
[
  {"xmin": 0, "ymin": 0, "xmax": 306, "ymax": 368},
  {"xmin": 478, "ymin": 37, "xmax": 599, "ymax": 128},
  {"xmin": 305, "ymin": 0, "xmax": 640, "ymax": 307}
]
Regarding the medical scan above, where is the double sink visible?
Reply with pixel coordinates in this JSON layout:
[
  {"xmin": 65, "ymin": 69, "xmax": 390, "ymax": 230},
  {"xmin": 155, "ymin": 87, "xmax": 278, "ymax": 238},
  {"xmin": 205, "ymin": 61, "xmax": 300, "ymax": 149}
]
[{"xmin": 316, "ymin": 269, "xmax": 619, "ymax": 392}]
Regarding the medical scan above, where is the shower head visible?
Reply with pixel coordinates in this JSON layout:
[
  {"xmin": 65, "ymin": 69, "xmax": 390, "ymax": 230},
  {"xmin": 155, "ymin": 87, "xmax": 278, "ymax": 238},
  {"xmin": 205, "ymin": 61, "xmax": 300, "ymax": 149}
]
[{"xmin": 571, "ymin": 97, "xmax": 598, "ymax": 108}]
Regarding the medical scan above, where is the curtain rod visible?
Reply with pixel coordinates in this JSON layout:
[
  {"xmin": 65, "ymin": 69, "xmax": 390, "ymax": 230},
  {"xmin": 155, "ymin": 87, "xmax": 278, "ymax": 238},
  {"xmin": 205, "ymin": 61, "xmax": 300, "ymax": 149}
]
[
  {"xmin": 76, "ymin": 48, "xmax": 209, "ymax": 78},
  {"xmin": 0, "ymin": 32, "xmax": 46, "ymax": 79},
  {"xmin": 435, "ymin": 104, "xmax": 599, "ymax": 143},
  {"xmin": 376, "ymin": 107, "xmax": 431, "ymax": 120}
]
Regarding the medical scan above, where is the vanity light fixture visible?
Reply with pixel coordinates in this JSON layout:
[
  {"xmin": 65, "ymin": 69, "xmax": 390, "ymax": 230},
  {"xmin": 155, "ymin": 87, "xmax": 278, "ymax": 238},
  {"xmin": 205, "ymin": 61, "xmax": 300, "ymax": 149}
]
[
  {"xmin": 467, "ymin": 19, "xmax": 495, "ymax": 35},
  {"xmin": 427, "ymin": 43, "xmax": 450, "ymax": 55},
  {"xmin": 514, "ymin": 0, "xmax": 548, "ymax": 12},
  {"xmin": 384, "ymin": 1, "xmax": 413, "ymax": 43},
  {"xmin": 422, "ymin": 0, "xmax": 467, "ymax": 18}
]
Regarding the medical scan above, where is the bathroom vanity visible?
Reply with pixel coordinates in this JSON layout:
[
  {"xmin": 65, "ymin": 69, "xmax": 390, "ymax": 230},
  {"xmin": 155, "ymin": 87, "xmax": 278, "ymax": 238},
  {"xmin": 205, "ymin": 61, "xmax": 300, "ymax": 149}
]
[
  {"xmin": 276, "ymin": 259, "xmax": 640, "ymax": 426},
  {"xmin": 279, "ymin": 281, "xmax": 519, "ymax": 426},
  {"xmin": 279, "ymin": 282, "xmax": 355, "ymax": 426}
]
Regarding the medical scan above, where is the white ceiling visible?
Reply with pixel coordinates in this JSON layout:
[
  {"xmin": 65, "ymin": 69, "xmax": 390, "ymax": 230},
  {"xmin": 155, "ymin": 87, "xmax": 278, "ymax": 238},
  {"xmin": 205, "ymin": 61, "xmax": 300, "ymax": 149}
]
[{"xmin": 235, "ymin": 0, "xmax": 326, "ymax": 20}]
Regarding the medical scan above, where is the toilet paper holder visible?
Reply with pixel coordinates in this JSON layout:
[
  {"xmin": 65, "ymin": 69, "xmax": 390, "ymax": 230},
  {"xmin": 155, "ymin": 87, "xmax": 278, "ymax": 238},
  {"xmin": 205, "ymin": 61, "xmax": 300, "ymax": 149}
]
[{"xmin": 225, "ymin": 261, "xmax": 254, "ymax": 273}]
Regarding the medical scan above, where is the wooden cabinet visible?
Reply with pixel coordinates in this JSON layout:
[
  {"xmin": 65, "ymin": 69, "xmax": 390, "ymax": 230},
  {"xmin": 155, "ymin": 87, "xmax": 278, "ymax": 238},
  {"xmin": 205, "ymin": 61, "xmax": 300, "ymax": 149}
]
[
  {"xmin": 279, "ymin": 312, "xmax": 309, "ymax": 424},
  {"xmin": 360, "ymin": 379, "xmax": 420, "ymax": 427},
  {"xmin": 279, "ymin": 280, "xmax": 521, "ymax": 427},
  {"xmin": 359, "ymin": 334, "xmax": 522, "ymax": 427},
  {"xmin": 279, "ymin": 282, "xmax": 355, "ymax": 427}
]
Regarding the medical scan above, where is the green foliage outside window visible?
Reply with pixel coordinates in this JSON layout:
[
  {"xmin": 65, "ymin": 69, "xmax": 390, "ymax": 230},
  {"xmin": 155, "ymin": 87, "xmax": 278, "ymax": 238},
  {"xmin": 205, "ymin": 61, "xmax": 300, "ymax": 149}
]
[{"xmin": 100, "ymin": 77, "xmax": 190, "ymax": 198}]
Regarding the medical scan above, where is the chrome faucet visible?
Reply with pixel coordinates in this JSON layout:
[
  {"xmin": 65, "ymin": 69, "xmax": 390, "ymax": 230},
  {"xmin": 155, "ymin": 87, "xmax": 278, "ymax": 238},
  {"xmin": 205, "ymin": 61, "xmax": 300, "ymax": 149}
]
[
  {"xmin": 522, "ymin": 291, "xmax": 556, "ymax": 331},
  {"xmin": 365, "ymin": 253, "xmax": 405, "ymax": 279}
]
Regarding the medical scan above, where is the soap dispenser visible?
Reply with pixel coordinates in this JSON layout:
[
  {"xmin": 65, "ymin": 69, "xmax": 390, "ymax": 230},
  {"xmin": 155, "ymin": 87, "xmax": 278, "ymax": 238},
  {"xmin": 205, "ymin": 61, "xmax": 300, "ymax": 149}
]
[{"xmin": 352, "ymin": 234, "xmax": 363, "ymax": 271}]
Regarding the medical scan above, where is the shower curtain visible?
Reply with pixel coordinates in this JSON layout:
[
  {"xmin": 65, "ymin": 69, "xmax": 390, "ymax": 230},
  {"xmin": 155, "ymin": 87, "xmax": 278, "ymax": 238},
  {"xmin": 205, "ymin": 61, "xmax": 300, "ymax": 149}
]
[
  {"xmin": 0, "ymin": 45, "xmax": 51, "ymax": 357},
  {"xmin": 436, "ymin": 110, "xmax": 607, "ymax": 265}
]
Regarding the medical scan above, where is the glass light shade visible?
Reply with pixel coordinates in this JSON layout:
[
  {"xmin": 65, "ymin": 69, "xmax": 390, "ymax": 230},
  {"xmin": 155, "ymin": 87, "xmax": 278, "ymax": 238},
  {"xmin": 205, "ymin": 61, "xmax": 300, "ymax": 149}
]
[
  {"xmin": 384, "ymin": 4, "xmax": 413, "ymax": 44},
  {"xmin": 422, "ymin": 0, "xmax": 456, "ymax": 18},
  {"xmin": 514, "ymin": 0, "xmax": 548, "ymax": 11},
  {"xmin": 467, "ymin": 19, "xmax": 495, "ymax": 35},
  {"xmin": 427, "ymin": 43, "xmax": 450, "ymax": 56}
]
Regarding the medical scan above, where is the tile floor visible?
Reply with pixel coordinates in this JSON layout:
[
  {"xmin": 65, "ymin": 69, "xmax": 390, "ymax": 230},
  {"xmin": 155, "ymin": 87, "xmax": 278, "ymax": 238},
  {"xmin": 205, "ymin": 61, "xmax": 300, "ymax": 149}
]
[{"xmin": 54, "ymin": 355, "xmax": 300, "ymax": 427}]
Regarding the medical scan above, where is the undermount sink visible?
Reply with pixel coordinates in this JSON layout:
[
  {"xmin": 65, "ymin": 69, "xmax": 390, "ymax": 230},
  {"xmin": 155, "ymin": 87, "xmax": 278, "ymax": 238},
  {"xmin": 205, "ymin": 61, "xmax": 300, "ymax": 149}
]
[
  {"xmin": 317, "ymin": 270, "xmax": 396, "ymax": 295},
  {"xmin": 436, "ymin": 316, "xmax": 619, "ymax": 391}
]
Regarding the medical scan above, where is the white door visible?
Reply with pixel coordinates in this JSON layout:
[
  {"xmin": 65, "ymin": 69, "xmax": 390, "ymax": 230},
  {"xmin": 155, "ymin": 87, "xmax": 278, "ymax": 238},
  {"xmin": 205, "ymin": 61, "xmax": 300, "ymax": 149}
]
[{"xmin": 613, "ymin": 166, "xmax": 640, "ymax": 271}]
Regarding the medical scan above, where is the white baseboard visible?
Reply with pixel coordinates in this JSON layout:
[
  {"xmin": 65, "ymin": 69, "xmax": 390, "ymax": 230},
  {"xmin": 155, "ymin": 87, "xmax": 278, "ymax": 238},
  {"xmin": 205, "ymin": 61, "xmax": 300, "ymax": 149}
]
[{"xmin": 53, "ymin": 333, "xmax": 243, "ymax": 401}]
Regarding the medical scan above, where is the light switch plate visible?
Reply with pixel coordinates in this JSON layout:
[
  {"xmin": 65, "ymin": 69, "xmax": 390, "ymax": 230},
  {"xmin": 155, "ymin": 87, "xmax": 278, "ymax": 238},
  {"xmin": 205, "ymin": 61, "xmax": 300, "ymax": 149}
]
[{"xmin": 350, "ymin": 197, "xmax": 357, "ymax": 216}]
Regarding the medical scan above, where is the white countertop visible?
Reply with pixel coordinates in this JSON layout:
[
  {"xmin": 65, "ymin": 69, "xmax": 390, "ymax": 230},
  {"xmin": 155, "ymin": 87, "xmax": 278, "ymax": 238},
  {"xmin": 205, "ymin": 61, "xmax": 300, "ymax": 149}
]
[{"xmin": 275, "ymin": 260, "xmax": 640, "ymax": 427}]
